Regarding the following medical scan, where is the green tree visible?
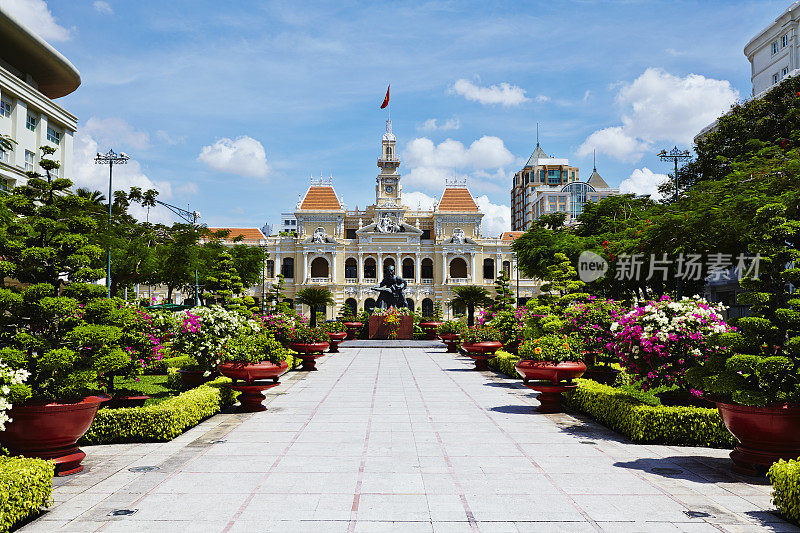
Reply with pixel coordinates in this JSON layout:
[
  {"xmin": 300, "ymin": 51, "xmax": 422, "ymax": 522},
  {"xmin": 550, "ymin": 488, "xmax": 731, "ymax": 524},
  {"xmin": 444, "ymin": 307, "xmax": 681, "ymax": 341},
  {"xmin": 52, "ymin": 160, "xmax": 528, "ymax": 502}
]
[
  {"xmin": 152, "ymin": 224, "xmax": 200, "ymax": 302},
  {"xmin": 450, "ymin": 285, "xmax": 492, "ymax": 327},
  {"xmin": 206, "ymin": 250, "xmax": 244, "ymax": 307},
  {"xmin": 489, "ymin": 271, "xmax": 515, "ymax": 312},
  {"xmin": 296, "ymin": 286, "xmax": 335, "ymax": 327}
]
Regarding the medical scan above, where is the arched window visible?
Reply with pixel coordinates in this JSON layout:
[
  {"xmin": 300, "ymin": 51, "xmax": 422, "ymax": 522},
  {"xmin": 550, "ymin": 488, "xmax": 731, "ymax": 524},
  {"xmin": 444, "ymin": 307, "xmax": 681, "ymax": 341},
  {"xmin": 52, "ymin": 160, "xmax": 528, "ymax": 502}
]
[
  {"xmin": 281, "ymin": 257, "xmax": 294, "ymax": 278},
  {"xmin": 345, "ymin": 258, "xmax": 357, "ymax": 279},
  {"xmin": 422, "ymin": 298, "xmax": 434, "ymax": 317},
  {"xmin": 451, "ymin": 301, "xmax": 466, "ymax": 316},
  {"xmin": 502, "ymin": 260, "xmax": 511, "ymax": 277},
  {"xmin": 449, "ymin": 257, "xmax": 468, "ymax": 279},
  {"xmin": 483, "ymin": 258, "xmax": 495, "ymax": 280},
  {"xmin": 406, "ymin": 298, "xmax": 414, "ymax": 310},
  {"xmin": 266, "ymin": 259, "xmax": 275, "ymax": 278},
  {"xmin": 421, "ymin": 258, "xmax": 434, "ymax": 280},
  {"xmin": 364, "ymin": 257, "xmax": 377, "ymax": 279},
  {"xmin": 386, "ymin": 146, "xmax": 393, "ymax": 157},
  {"xmin": 310, "ymin": 257, "xmax": 330, "ymax": 278},
  {"xmin": 402, "ymin": 258, "xmax": 414, "ymax": 280},
  {"xmin": 383, "ymin": 257, "xmax": 395, "ymax": 275},
  {"xmin": 364, "ymin": 298, "xmax": 376, "ymax": 314},
  {"xmin": 344, "ymin": 298, "xmax": 358, "ymax": 316}
]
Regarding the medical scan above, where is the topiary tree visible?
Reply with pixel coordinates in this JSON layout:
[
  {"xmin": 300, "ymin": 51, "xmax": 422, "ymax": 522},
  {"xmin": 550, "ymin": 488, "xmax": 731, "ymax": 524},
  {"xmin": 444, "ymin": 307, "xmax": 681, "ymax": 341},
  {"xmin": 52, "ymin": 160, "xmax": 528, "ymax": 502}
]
[
  {"xmin": 488, "ymin": 271, "xmax": 515, "ymax": 313},
  {"xmin": 539, "ymin": 253, "xmax": 588, "ymax": 309},
  {"xmin": 206, "ymin": 250, "xmax": 244, "ymax": 309}
]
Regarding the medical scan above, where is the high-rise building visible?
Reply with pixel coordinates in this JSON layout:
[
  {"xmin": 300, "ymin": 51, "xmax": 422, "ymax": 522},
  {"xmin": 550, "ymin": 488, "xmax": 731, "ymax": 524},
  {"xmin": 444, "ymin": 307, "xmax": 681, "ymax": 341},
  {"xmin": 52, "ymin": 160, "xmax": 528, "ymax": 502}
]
[
  {"xmin": 744, "ymin": 2, "xmax": 800, "ymax": 97},
  {"xmin": 0, "ymin": 7, "xmax": 80, "ymax": 191}
]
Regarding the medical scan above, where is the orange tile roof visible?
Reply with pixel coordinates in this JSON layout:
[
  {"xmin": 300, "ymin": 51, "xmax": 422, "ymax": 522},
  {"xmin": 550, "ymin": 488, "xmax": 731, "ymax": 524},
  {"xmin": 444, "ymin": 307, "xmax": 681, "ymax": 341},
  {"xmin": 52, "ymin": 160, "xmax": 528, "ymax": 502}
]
[
  {"xmin": 299, "ymin": 186, "xmax": 342, "ymax": 211},
  {"xmin": 501, "ymin": 231, "xmax": 524, "ymax": 242},
  {"xmin": 206, "ymin": 228, "xmax": 266, "ymax": 242},
  {"xmin": 438, "ymin": 187, "xmax": 478, "ymax": 212}
]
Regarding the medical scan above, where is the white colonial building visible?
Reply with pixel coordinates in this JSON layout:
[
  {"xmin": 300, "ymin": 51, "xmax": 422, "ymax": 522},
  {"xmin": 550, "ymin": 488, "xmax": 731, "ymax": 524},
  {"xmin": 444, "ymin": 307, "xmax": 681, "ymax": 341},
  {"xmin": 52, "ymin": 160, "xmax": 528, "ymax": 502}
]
[
  {"xmin": 0, "ymin": 7, "xmax": 79, "ymax": 191},
  {"xmin": 745, "ymin": 1, "xmax": 800, "ymax": 97}
]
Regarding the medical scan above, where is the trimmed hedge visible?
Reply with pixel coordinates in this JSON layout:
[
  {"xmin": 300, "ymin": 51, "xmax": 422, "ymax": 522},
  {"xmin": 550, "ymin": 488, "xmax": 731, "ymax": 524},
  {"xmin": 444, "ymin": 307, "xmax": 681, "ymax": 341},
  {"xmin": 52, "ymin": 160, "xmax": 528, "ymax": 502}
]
[
  {"xmin": 487, "ymin": 350, "xmax": 519, "ymax": 378},
  {"xmin": 146, "ymin": 355, "xmax": 192, "ymax": 374},
  {"xmin": 82, "ymin": 378, "xmax": 238, "ymax": 444},
  {"xmin": 769, "ymin": 458, "xmax": 800, "ymax": 524},
  {"xmin": 564, "ymin": 380, "xmax": 734, "ymax": 447},
  {"xmin": 0, "ymin": 456, "xmax": 54, "ymax": 532}
]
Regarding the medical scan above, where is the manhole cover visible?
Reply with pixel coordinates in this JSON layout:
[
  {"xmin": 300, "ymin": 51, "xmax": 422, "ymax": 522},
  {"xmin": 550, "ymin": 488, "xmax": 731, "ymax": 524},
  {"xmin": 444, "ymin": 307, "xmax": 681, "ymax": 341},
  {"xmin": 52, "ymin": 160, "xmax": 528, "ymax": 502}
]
[
  {"xmin": 684, "ymin": 510, "xmax": 713, "ymax": 518},
  {"xmin": 128, "ymin": 466, "xmax": 159, "ymax": 473},
  {"xmin": 579, "ymin": 441, "xmax": 597, "ymax": 445},
  {"xmin": 209, "ymin": 439, "xmax": 227, "ymax": 444},
  {"xmin": 651, "ymin": 467, "xmax": 683, "ymax": 475},
  {"xmin": 108, "ymin": 509, "xmax": 137, "ymax": 517}
]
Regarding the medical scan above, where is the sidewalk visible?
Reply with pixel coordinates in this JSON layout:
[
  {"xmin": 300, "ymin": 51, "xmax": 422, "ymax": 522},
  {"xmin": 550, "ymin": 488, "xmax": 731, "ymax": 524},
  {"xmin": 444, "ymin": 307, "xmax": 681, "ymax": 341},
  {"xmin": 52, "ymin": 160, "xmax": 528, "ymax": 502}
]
[{"xmin": 20, "ymin": 343, "xmax": 798, "ymax": 532}]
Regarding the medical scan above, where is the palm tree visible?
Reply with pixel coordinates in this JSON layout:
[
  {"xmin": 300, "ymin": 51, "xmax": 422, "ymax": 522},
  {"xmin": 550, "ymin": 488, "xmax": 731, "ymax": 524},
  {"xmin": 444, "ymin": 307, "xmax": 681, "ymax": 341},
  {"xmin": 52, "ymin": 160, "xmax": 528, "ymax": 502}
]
[
  {"xmin": 75, "ymin": 188, "xmax": 106, "ymax": 205},
  {"xmin": 0, "ymin": 134, "xmax": 14, "ymax": 154},
  {"xmin": 450, "ymin": 285, "xmax": 492, "ymax": 327},
  {"xmin": 296, "ymin": 286, "xmax": 335, "ymax": 328}
]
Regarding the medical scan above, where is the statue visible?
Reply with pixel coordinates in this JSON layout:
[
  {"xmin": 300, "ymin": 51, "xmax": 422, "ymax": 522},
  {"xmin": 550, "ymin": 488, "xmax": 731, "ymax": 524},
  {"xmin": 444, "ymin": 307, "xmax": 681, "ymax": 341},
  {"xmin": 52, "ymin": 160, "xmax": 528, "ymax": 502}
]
[
  {"xmin": 312, "ymin": 228, "xmax": 326, "ymax": 243},
  {"xmin": 376, "ymin": 213, "xmax": 401, "ymax": 233},
  {"xmin": 453, "ymin": 228, "xmax": 465, "ymax": 244},
  {"xmin": 371, "ymin": 264, "xmax": 408, "ymax": 309}
]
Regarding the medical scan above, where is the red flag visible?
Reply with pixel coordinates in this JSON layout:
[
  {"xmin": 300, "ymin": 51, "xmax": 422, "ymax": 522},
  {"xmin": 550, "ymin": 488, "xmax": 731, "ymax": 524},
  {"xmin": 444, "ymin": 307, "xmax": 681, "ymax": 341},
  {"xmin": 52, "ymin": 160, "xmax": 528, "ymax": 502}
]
[{"xmin": 380, "ymin": 85, "xmax": 390, "ymax": 109}]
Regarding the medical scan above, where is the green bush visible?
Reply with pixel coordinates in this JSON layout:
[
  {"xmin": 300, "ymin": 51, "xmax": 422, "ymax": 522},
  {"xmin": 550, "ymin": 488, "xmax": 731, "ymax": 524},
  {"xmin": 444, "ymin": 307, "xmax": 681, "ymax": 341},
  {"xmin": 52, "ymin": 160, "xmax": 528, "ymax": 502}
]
[
  {"xmin": 487, "ymin": 350, "xmax": 519, "ymax": 378},
  {"xmin": 768, "ymin": 458, "xmax": 800, "ymax": 524},
  {"xmin": 0, "ymin": 456, "xmax": 54, "ymax": 532},
  {"xmin": 82, "ymin": 377, "xmax": 238, "ymax": 444},
  {"xmin": 564, "ymin": 380, "xmax": 734, "ymax": 447},
  {"xmin": 145, "ymin": 355, "xmax": 192, "ymax": 374}
]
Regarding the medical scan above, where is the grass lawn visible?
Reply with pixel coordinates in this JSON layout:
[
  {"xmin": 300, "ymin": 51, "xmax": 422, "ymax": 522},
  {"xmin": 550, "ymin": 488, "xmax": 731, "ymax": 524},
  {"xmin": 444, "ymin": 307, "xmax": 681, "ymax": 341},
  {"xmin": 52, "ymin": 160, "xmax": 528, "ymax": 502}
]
[{"xmin": 113, "ymin": 375, "xmax": 175, "ymax": 406}]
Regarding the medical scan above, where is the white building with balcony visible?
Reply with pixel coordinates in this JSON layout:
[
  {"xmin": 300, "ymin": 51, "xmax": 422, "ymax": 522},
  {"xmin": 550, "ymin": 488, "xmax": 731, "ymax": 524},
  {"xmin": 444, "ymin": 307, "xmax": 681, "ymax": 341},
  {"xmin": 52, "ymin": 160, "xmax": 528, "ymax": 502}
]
[
  {"xmin": 0, "ymin": 7, "xmax": 80, "ymax": 191},
  {"xmin": 745, "ymin": 1, "xmax": 800, "ymax": 97}
]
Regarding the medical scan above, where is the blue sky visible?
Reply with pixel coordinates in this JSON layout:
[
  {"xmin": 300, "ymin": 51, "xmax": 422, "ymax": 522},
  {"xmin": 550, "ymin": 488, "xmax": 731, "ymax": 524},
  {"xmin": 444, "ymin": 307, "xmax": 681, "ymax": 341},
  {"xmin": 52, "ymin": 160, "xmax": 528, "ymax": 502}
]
[{"xmin": 1, "ymin": 0, "xmax": 790, "ymax": 235}]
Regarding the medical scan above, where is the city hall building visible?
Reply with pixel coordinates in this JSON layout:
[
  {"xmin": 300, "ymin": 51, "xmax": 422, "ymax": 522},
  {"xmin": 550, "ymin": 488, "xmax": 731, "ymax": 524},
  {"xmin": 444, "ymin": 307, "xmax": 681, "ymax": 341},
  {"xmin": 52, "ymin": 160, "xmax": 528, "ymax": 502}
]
[{"xmin": 263, "ymin": 119, "xmax": 539, "ymax": 320}]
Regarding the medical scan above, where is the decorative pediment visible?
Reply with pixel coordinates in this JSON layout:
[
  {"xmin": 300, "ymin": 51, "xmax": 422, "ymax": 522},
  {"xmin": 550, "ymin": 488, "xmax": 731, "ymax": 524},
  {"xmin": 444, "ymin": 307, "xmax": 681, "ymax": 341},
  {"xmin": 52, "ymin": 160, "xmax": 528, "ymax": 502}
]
[{"xmin": 356, "ymin": 222, "xmax": 422, "ymax": 236}]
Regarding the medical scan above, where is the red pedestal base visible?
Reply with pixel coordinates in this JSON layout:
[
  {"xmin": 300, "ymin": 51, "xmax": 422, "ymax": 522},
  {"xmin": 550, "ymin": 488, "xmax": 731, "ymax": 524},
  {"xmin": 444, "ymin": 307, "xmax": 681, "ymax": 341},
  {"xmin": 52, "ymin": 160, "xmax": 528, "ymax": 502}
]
[
  {"xmin": 420, "ymin": 322, "xmax": 443, "ymax": 340},
  {"xmin": 327, "ymin": 332, "xmax": 347, "ymax": 353},
  {"xmin": 467, "ymin": 354, "xmax": 496, "ymax": 371},
  {"xmin": 343, "ymin": 322, "xmax": 362, "ymax": 340},
  {"xmin": 299, "ymin": 354, "xmax": 324, "ymax": 371},
  {"xmin": 225, "ymin": 381, "xmax": 280, "ymax": 412},
  {"xmin": 523, "ymin": 382, "xmax": 577, "ymax": 413},
  {"xmin": 439, "ymin": 334, "xmax": 460, "ymax": 353}
]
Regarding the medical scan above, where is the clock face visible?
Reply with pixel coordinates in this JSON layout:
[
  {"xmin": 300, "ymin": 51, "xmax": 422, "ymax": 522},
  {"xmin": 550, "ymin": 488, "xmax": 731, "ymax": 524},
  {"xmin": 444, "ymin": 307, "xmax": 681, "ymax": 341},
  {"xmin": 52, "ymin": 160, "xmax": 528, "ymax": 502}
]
[{"xmin": 385, "ymin": 185, "xmax": 393, "ymax": 193}]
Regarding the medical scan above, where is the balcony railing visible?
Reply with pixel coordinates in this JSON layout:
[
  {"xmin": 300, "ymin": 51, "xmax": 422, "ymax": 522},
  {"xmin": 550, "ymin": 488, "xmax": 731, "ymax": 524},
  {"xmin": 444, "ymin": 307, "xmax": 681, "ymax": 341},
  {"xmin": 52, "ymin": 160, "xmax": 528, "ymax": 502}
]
[
  {"xmin": 448, "ymin": 278, "xmax": 470, "ymax": 284},
  {"xmin": 363, "ymin": 278, "xmax": 377, "ymax": 285},
  {"xmin": 344, "ymin": 278, "xmax": 357, "ymax": 283},
  {"xmin": 310, "ymin": 277, "xmax": 330, "ymax": 283},
  {"xmin": 421, "ymin": 279, "xmax": 433, "ymax": 285}
]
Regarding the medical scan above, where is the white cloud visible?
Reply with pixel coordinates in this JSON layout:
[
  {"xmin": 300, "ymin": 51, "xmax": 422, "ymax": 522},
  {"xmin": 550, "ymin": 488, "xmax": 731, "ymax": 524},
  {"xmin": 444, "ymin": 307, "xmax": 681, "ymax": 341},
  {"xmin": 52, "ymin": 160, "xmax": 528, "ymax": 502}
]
[
  {"xmin": 578, "ymin": 68, "xmax": 739, "ymax": 162},
  {"xmin": 402, "ymin": 190, "xmax": 437, "ymax": 211},
  {"xmin": 418, "ymin": 118, "xmax": 461, "ymax": 132},
  {"xmin": 198, "ymin": 136, "xmax": 271, "ymax": 179},
  {"xmin": 475, "ymin": 195, "xmax": 511, "ymax": 238},
  {"xmin": 619, "ymin": 168, "xmax": 668, "ymax": 200},
  {"xmin": 534, "ymin": 95, "xmax": 550, "ymax": 103},
  {"xmin": 403, "ymin": 136, "xmax": 514, "ymax": 190},
  {"xmin": 82, "ymin": 117, "xmax": 150, "ymax": 151},
  {"xmin": 450, "ymin": 79, "xmax": 529, "ymax": 107},
  {"xmin": 92, "ymin": 1, "xmax": 112, "ymax": 14},
  {"xmin": 156, "ymin": 130, "xmax": 185, "ymax": 146},
  {"xmin": 0, "ymin": 0, "xmax": 71, "ymax": 41}
]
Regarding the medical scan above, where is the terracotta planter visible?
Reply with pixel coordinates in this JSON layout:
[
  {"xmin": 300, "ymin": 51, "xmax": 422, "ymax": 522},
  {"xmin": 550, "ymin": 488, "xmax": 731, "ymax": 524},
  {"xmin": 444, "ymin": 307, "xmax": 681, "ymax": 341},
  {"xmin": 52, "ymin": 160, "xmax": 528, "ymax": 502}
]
[
  {"xmin": 343, "ymin": 322, "xmax": 363, "ymax": 340},
  {"xmin": 327, "ymin": 331, "xmax": 348, "ymax": 353},
  {"xmin": 101, "ymin": 395, "xmax": 150, "ymax": 409},
  {"xmin": 289, "ymin": 342, "xmax": 329, "ymax": 371},
  {"xmin": 0, "ymin": 395, "xmax": 108, "ymax": 476},
  {"xmin": 514, "ymin": 360, "xmax": 586, "ymax": 384},
  {"xmin": 177, "ymin": 368, "xmax": 218, "ymax": 389},
  {"xmin": 466, "ymin": 354, "xmax": 497, "ymax": 371},
  {"xmin": 218, "ymin": 360, "xmax": 289, "ymax": 383},
  {"xmin": 715, "ymin": 401, "xmax": 800, "ymax": 475},
  {"xmin": 420, "ymin": 321, "xmax": 443, "ymax": 340},
  {"xmin": 439, "ymin": 333, "xmax": 461, "ymax": 353},
  {"xmin": 461, "ymin": 341, "xmax": 502, "ymax": 355},
  {"xmin": 225, "ymin": 381, "xmax": 281, "ymax": 412}
]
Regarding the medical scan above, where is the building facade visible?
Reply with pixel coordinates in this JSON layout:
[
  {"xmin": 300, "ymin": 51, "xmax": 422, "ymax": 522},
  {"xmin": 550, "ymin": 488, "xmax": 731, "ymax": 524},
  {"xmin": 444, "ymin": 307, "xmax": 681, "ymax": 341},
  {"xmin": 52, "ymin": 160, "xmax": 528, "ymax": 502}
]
[
  {"xmin": 0, "ymin": 7, "xmax": 80, "ymax": 191},
  {"xmin": 526, "ymin": 167, "xmax": 618, "ymax": 225},
  {"xmin": 744, "ymin": 2, "xmax": 800, "ymax": 97},
  {"xmin": 265, "ymin": 119, "xmax": 539, "ymax": 320}
]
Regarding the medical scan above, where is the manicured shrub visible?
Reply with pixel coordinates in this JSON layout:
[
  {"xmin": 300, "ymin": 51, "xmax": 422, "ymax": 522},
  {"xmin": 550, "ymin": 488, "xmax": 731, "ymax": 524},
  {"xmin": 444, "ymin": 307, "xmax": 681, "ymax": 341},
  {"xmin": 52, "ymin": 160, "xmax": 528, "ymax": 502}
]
[
  {"xmin": 462, "ymin": 325, "xmax": 502, "ymax": 343},
  {"xmin": 518, "ymin": 334, "xmax": 584, "ymax": 362},
  {"xmin": 768, "ymin": 458, "xmax": 800, "ymax": 524},
  {"xmin": 0, "ymin": 456, "xmax": 54, "ymax": 532},
  {"xmin": 145, "ymin": 355, "xmax": 192, "ymax": 374},
  {"xmin": 487, "ymin": 350, "xmax": 519, "ymax": 378},
  {"xmin": 221, "ymin": 333, "xmax": 287, "ymax": 365},
  {"xmin": 438, "ymin": 320, "xmax": 466, "ymax": 335}
]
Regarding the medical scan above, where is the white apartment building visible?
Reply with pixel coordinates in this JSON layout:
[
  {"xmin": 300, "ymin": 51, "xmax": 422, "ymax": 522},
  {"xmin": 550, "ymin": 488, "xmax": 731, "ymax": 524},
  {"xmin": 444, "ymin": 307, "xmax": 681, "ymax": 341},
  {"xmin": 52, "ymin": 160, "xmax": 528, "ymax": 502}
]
[
  {"xmin": 279, "ymin": 212, "xmax": 297, "ymax": 235},
  {"xmin": 0, "ymin": 7, "xmax": 80, "ymax": 191},
  {"xmin": 744, "ymin": 1, "xmax": 800, "ymax": 97}
]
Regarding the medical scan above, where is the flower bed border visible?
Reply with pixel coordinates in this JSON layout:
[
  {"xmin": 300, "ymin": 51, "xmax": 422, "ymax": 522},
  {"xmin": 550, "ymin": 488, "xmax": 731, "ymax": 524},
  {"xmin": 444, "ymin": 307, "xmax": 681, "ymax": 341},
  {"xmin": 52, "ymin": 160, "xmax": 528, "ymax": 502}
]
[
  {"xmin": 0, "ymin": 456, "xmax": 54, "ymax": 532},
  {"xmin": 768, "ymin": 459, "xmax": 800, "ymax": 525},
  {"xmin": 487, "ymin": 352, "xmax": 734, "ymax": 448}
]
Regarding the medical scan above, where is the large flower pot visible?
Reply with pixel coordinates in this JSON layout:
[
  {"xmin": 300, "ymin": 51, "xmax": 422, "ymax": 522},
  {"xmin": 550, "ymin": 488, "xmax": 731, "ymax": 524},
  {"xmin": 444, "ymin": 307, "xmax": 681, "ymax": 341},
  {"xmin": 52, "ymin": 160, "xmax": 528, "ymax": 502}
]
[
  {"xmin": 327, "ymin": 332, "xmax": 347, "ymax": 353},
  {"xmin": 466, "ymin": 354, "xmax": 497, "ymax": 371},
  {"xmin": 177, "ymin": 369, "xmax": 218, "ymax": 389},
  {"xmin": 461, "ymin": 341, "xmax": 502, "ymax": 355},
  {"xmin": 715, "ymin": 402, "xmax": 800, "ymax": 476},
  {"xmin": 439, "ymin": 333, "xmax": 461, "ymax": 353},
  {"xmin": 514, "ymin": 360, "xmax": 586, "ymax": 384},
  {"xmin": 0, "ymin": 395, "xmax": 108, "ymax": 476},
  {"xmin": 420, "ymin": 321, "xmax": 443, "ymax": 340},
  {"xmin": 218, "ymin": 361, "xmax": 289, "ymax": 383},
  {"xmin": 289, "ymin": 342, "xmax": 329, "ymax": 371},
  {"xmin": 343, "ymin": 322, "xmax": 363, "ymax": 340}
]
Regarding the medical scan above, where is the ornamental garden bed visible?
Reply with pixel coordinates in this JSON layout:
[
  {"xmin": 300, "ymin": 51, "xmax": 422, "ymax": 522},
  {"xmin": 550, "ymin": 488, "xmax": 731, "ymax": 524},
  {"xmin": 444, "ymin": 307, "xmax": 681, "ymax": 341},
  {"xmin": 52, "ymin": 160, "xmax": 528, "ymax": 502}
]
[
  {"xmin": 768, "ymin": 459, "xmax": 800, "ymax": 525},
  {"xmin": 0, "ymin": 456, "xmax": 54, "ymax": 532}
]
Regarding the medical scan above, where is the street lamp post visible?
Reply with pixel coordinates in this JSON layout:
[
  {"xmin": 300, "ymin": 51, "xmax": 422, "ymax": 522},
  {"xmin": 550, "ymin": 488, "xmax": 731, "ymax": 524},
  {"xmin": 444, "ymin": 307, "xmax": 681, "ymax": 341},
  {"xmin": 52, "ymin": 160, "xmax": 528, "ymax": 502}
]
[
  {"xmin": 153, "ymin": 200, "xmax": 202, "ymax": 305},
  {"xmin": 657, "ymin": 146, "xmax": 691, "ymax": 202},
  {"xmin": 94, "ymin": 149, "xmax": 129, "ymax": 298}
]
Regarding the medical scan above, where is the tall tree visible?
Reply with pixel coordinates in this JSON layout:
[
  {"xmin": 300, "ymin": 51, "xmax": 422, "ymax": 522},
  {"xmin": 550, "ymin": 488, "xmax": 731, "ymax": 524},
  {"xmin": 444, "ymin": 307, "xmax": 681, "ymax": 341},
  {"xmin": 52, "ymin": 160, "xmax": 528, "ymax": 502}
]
[
  {"xmin": 296, "ymin": 286, "xmax": 335, "ymax": 327},
  {"xmin": 450, "ymin": 285, "xmax": 492, "ymax": 327}
]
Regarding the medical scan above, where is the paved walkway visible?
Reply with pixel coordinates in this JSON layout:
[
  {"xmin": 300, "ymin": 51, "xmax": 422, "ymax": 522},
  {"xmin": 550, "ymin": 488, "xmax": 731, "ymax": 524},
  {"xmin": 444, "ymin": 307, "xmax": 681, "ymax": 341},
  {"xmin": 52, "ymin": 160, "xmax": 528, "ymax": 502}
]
[{"xmin": 22, "ymin": 344, "xmax": 798, "ymax": 532}]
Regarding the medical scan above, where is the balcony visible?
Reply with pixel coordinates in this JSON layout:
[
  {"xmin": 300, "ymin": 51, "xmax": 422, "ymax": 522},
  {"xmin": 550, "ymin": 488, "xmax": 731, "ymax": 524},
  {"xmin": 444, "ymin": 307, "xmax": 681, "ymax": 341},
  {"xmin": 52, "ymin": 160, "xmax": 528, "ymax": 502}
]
[
  {"xmin": 310, "ymin": 277, "xmax": 330, "ymax": 283},
  {"xmin": 421, "ymin": 279, "xmax": 433, "ymax": 285},
  {"xmin": 344, "ymin": 278, "xmax": 357, "ymax": 283},
  {"xmin": 363, "ymin": 278, "xmax": 377, "ymax": 285},
  {"xmin": 448, "ymin": 278, "xmax": 470, "ymax": 284}
]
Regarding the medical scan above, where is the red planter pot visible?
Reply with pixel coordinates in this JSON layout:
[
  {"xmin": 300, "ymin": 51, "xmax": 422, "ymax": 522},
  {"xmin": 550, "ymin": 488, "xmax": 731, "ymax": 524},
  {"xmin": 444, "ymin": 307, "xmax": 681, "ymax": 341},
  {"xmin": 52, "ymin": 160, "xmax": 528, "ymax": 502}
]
[
  {"xmin": 715, "ymin": 401, "xmax": 800, "ymax": 475},
  {"xmin": 327, "ymin": 332, "xmax": 348, "ymax": 353},
  {"xmin": 218, "ymin": 361, "xmax": 289, "ymax": 383},
  {"xmin": 176, "ymin": 369, "xmax": 218, "ymax": 389},
  {"xmin": 439, "ymin": 333, "xmax": 461, "ymax": 353},
  {"xmin": 420, "ymin": 321, "xmax": 443, "ymax": 340},
  {"xmin": 289, "ymin": 342, "xmax": 329, "ymax": 371},
  {"xmin": 461, "ymin": 341, "xmax": 502, "ymax": 355},
  {"xmin": 466, "ymin": 354, "xmax": 497, "ymax": 371},
  {"xmin": 514, "ymin": 360, "xmax": 586, "ymax": 384},
  {"xmin": 0, "ymin": 395, "xmax": 108, "ymax": 476},
  {"xmin": 102, "ymin": 395, "xmax": 150, "ymax": 409},
  {"xmin": 343, "ymin": 322, "xmax": 363, "ymax": 340}
]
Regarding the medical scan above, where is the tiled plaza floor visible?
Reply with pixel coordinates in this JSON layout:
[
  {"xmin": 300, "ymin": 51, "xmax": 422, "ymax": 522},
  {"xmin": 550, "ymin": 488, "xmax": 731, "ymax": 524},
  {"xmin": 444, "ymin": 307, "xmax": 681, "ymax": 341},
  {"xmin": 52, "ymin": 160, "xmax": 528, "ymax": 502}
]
[{"xmin": 21, "ymin": 343, "xmax": 800, "ymax": 532}]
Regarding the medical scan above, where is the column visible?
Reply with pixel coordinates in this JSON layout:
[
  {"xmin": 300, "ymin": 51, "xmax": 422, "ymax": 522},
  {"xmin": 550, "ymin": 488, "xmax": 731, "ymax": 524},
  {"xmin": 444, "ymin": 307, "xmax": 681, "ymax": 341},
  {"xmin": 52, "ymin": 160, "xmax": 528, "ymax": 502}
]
[
  {"xmin": 377, "ymin": 252, "xmax": 383, "ymax": 278},
  {"xmin": 358, "ymin": 252, "xmax": 363, "ymax": 283},
  {"xmin": 274, "ymin": 252, "xmax": 281, "ymax": 279},
  {"xmin": 302, "ymin": 251, "xmax": 309, "ymax": 281},
  {"xmin": 441, "ymin": 252, "xmax": 447, "ymax": 284},
  {"xmin": 331, "ymin": 251, "xmax": 337, "ymax": 281},
  {"xmin": 470, "ymin": 252, "xmax": 477, "ymax": 281},
  {"xmin": 415, "ymin": 253, "xmax": 421, "ymax": 284}
]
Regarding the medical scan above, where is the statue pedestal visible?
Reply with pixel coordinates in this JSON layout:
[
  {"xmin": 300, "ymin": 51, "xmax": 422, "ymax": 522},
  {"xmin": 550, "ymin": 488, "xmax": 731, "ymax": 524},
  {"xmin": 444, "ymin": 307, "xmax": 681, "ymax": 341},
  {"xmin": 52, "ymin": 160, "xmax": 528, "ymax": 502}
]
[{"xmin": 368, "ymin": 315, "xmax": 413, "ymax": 340}]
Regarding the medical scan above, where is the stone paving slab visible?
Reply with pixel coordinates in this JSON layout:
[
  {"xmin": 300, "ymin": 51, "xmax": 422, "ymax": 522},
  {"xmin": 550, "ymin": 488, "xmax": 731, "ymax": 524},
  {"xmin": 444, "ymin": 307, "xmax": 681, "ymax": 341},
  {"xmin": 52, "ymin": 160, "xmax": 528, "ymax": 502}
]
[{"xmin": 19, "ymin": 343, "xmax": 800, "ymax": 532}]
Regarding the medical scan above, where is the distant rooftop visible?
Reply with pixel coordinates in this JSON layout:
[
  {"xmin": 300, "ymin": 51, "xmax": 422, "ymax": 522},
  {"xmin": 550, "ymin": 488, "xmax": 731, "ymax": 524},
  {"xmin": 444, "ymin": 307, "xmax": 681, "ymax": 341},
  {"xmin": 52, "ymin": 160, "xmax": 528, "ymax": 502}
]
[
  {"xmin": 437, "ymin": 187, "xmax": 478, "ymax": 212},
  {"xmin": 205, "ymin": 228, "xmax": 266, "ymax": 242},
  {"xmin": 299, "ymin": 186, "xmax": 342, "ymax": 211}
]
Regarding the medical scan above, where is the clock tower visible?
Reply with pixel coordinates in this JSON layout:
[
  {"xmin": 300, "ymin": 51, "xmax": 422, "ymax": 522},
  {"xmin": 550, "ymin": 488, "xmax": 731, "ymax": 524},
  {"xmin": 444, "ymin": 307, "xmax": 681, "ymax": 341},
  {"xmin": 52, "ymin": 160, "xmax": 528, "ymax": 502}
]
[{"xmin": 376, "ymin": 118, "xmax": 401, "ymax": 207}]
